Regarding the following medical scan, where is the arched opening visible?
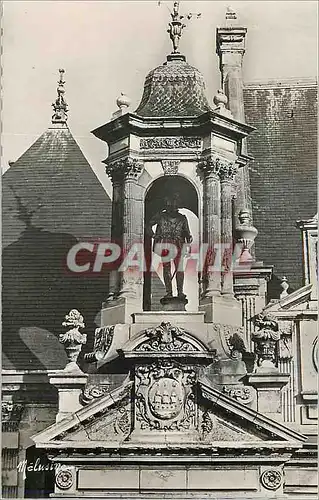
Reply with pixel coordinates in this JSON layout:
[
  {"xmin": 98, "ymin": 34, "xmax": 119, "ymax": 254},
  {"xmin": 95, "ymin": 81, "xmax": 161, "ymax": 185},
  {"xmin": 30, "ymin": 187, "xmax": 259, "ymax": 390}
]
[{"xmin": 143, "ymin": 175, "xmax": 199, "ymax": 311}]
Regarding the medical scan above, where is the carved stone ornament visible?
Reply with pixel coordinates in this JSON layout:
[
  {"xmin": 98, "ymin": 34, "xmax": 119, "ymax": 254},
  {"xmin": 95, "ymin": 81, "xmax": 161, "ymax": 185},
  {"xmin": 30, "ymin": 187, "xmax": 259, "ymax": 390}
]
[
  {"xmin": 278, "ymin": 335, "xmax": 293, "ymax": 361},
  {"xmin": 227, "ymin": 331, "xmax": 247, "ymax": 360},
  {"xmin": 201, "ymin": 410, "xmax": 213, "ymax": 434},
  {"xmin": 59, "ymin": 309, "xmax": 87, "ymax": 366},
  {"xmin": 252, "ymin": 313, "xmax": 281, "ymax": 369},
  {"xmin": 198, "ymin": 156, "xmax": 238, "ymax": 181},
  {"xmin": 135, "ymin": 360, "xmax": 196, "ymax": 431},
  {"xmin": 55, "ymin": 468, "xmax": 74, "ymax": 490},
  {"xmin": 136, "ymin": 321, "xmax": 198, "ymax": 353},
  {"xmin": 1, "ymin": 402, "xmax": 23, "ymax": 422},
  {"xmin": 105, "ymin": 157, "xmax": 143, "ymax": 182},
  {"xmin": 84, "ymin": 325, "xmax": 115, "ymax": 363},
  {"xmin": 161, "ymin": 159, "xmax": 180, "ymax": 175},
  {"xmin": 80, "ymin": 385, "xmax": 109, "ymax": 405},
  {"xmin": 140, "ymin": 137, "xmax": 201, "ymax": 150},
  {"xmin": 260, "ymin": 469, "xmax": 282, "ymax": 490},
  {"xmin": 114, "ymin": 407, "xmax": 131, "ymax": 436},
  {"xmin": 223, "ymin": 385, "xmax": 254, "ymax": 405}
]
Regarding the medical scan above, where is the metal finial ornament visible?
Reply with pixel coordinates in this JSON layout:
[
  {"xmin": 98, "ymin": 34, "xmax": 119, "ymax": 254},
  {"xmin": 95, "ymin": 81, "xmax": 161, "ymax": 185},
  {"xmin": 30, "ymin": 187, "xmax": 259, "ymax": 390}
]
[
  {"xmin": 160, "ymin": 1, "xmax": 201, "ymax": 54},
  {"xmin": 167, "ymin": 2, "xmax": 186, "ymax": 53},
  {"xmin": 52, "ymin": 68, "xmax": 68, "ymax": 124}
]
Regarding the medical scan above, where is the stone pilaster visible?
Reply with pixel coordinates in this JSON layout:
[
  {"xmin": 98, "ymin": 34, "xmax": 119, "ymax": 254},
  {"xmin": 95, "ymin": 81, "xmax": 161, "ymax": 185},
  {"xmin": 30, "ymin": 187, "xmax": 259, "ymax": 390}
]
[
  {"xmin": 219, "ymin": 159, "xmax": 238, "ymax": 295},
  {"xmin": 198, "ymin": 156, "xmax": 241, "ymax": 326},
  {"xmin": 108, "ymin": 173, "xmax": 124, "ymax": 299},
  {"xmin": 198, "ymin": 158, "xmax": 221, "ymax": 296},
  {"xmin": 105, "ymin": 157, "xmax": 144, "ymax": 300}
]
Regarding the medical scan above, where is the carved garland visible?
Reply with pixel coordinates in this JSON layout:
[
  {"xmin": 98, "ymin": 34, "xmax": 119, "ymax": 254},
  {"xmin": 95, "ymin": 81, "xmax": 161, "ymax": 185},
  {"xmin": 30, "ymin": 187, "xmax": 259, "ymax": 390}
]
[{"xmin": 140, "ymin": 137, "xmax": 201, "ymax": 149}]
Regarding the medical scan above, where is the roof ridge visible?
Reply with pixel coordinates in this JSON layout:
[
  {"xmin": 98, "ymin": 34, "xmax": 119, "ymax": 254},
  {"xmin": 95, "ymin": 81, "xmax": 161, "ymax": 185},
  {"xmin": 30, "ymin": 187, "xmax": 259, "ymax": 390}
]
[{"xmin": 244, "ymin": 77, "xmax": 317, "ymax": 89}]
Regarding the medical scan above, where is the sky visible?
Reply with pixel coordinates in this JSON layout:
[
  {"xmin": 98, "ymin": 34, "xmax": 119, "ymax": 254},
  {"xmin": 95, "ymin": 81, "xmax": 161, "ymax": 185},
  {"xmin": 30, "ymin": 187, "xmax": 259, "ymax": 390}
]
[{"xmin": 2, "ymin": 0, "xmax": 318, "ymax": 196}]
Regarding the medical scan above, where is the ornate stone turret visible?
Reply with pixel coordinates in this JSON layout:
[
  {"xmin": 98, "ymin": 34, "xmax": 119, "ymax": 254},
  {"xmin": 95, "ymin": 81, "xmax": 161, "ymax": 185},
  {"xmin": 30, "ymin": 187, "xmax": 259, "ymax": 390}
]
[{"xmin": 92, "ymin": 1, "xmax": 254, "ymax": 324}]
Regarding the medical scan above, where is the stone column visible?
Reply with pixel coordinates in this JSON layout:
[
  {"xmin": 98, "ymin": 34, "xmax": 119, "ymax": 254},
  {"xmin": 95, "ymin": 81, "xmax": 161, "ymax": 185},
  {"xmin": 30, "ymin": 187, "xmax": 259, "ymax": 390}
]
[
  {"xmin": 198, "ymin": 158, "xmax": 221, "ymax": 297},
  {"xmin": 106, "ymin": 173, "xmax": 124, "ymax": 300},
  {"xmin": 120, "ymin": 158, "xmax": 144, "ymax": 299},
  {"xmin": 219, "ymin": 159, "xmax": 238, "ymax": 295},
  {"xmin": 106, "ymin": 158, "xmax": 144, "ymax": 300}
]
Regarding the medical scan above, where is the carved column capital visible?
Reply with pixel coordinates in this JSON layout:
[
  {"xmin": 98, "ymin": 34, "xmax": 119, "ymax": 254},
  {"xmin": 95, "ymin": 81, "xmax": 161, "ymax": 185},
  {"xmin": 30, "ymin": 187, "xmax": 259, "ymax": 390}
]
[
  {"xmin": 198, "ymin": 156, "xmax": 238, "ymax": 181},
  {"xmin": 218, "ymin": 158, "xmax": 238, "ymax": 182},
  {"xmin": 198, "ymin": 157, "xmax": 221, "ymax": 178},
  {"xmin": 106, "ymin": 157, "xmax": 143, "ymax": 182},
  {"xmin": 1, "ymin": 402, "xmax": 24, "ymax": 423}
]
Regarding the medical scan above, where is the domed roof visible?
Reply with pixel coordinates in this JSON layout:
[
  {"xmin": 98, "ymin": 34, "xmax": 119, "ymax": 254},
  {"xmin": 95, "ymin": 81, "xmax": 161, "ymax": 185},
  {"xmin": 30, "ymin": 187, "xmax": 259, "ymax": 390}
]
[{"xmin": 135, "ymin": 54, "xmax": 212, "ymax": 118}]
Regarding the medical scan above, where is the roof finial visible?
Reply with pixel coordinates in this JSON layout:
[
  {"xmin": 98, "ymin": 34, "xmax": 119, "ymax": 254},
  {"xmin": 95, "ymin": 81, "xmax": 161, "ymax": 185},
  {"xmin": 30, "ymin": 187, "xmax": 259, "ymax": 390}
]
[
  {"xmin": 225, "ymin": 5, "xmax": 238, "ymax": 26},
  {"xmin": 52, "ymin": 69, "xmax": 68, "ymax": 125},
  {"xmin": 167, "ymin": 2, "xmax": 186, "ymax": 53},
  {"xmin": 159, "ymin": 1, "xmax": 201, "ymax": 55}
]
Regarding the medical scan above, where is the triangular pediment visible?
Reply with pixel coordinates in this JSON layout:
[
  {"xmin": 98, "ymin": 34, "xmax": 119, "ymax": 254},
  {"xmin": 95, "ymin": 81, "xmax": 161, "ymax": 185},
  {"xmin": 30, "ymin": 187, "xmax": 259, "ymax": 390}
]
[
  {"xmin": 32, "ymin": 375, "xmax": 305, "ymax": 453},
  {"xmin": 264, "ymin": 284, "xmax": 317, "ymax": 314}
]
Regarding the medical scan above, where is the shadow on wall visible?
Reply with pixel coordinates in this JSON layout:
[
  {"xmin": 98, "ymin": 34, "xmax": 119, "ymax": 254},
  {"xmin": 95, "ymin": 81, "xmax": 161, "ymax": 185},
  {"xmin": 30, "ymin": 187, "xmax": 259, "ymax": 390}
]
[{"xmin": 2, "ymin": 191, "xmax": 109, "ymax": 371}]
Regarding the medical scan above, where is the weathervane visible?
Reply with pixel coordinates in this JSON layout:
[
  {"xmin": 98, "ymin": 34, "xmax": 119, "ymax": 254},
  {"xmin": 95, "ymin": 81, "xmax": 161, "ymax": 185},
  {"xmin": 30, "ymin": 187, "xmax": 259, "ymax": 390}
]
[
  {"xmin": 158, "ymin": 1, "xmax": 201, "ymax": 54},
  {"xmin": 52, "ymin": 68, "xmax": 68, "ymax": 124}
]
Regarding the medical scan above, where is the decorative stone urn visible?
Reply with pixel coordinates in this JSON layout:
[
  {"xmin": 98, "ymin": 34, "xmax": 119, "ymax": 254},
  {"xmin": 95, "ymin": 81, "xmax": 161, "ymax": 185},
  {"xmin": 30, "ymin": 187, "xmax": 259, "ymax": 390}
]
[
  {"xmin": 252, "ymin": 313, "xmax": 280, "ymax": 371},
  {"xmin": 59, "ymin": 309, "xmax": 87, "ymax": 371},
  {"xmin": 235, "ymin": 209, "xmax": 258, "ymax": 263}
]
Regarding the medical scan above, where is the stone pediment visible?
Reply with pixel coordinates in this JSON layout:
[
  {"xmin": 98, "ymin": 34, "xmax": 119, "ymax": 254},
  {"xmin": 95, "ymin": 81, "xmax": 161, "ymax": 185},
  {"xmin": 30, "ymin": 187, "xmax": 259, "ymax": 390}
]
[
  {"xmin": 263, "ymin": 284, "xmax": 317, "ymax": 315},
  {"xmin": 32, "ymin": 373, "xmax": 306, "ymax": 453},
  {"xmin": 118, "ymin": 321, "xmax": 216, "ymax": 361}
]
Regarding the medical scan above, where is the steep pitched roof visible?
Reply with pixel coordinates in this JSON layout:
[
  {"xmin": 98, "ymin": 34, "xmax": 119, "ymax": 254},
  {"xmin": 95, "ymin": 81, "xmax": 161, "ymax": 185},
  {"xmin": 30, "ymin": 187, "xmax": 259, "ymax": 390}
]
[
  {"xmin": 2, "ymin": 123, "xmax": 112, "ymax": 370},
  {"xmin": 244, "ymin": 79, "xmax": 317, "ymax": 298}
]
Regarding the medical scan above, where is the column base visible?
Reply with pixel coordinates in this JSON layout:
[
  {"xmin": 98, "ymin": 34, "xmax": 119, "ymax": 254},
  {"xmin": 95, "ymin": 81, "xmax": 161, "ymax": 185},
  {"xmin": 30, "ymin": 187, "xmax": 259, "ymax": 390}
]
[
  {"xmin": 247, "ymin": 372, "xmax": 290, "ymax": 420},
  {"xmin": 101, "ymin": 295, "xmax": 142, "ymax": 325},
  {"xmin": 49, "ymin": 368, "xmax": 88, "ymax": 422},
  {"xmin": 199, "ymin": 294, "xmax": 242, "ymax": 326},
  {"xmin": 160, "ymin": 296, "xmax": 188, "ymax": 311}
]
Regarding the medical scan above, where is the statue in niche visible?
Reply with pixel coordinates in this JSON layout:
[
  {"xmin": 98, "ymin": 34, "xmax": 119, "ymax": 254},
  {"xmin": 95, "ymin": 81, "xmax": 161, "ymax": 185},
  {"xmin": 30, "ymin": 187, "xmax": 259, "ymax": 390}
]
[{"xmin": 148, "ymin": 194, "xmax": 192, "ymax": 299}]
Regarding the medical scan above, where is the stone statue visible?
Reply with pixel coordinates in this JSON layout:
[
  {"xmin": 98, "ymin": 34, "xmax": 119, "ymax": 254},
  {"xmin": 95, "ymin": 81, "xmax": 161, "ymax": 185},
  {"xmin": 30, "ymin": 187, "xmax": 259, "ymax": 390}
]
[{"xmin": 148, "ymin": 195, "xmax": 192, "ymax": 299}]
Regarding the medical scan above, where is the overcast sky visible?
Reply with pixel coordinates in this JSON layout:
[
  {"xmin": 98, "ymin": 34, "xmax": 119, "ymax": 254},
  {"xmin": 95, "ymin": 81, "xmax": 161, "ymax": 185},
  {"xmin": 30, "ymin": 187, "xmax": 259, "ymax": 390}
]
[{"xmin": 2, "ymin": 1, "xmax": 318, "ymax": 193}]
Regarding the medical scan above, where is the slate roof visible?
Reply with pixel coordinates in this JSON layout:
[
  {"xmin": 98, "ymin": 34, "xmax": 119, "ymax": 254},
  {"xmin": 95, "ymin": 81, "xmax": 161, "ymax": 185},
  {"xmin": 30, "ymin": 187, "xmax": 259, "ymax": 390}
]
[
  {"xmin": 244, "ymin": 79, "xmax": 317, "ymax": 297},
  {"xmin": 2, "ymin": 123, "xmax": 112, "ymax": 370},
  {"xmin": 135, "ymin": 55, "xmax": 212, "ymax": 117}
]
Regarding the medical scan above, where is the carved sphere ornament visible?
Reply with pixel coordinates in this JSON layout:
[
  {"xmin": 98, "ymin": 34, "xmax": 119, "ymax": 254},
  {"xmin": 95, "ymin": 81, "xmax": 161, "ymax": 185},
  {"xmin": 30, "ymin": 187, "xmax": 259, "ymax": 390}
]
[
  {"xmin": 55, "ymin": 468, "xmax": 74, "ymax": 490},
  {"xmin": 260, "ymin": 469, "xmax": 282, "ymax": 490}
]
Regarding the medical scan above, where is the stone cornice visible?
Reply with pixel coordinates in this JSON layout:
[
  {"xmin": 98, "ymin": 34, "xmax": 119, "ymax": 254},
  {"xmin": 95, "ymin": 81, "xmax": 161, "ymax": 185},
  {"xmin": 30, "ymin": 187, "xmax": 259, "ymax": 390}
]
[{"xmin": 91, "ymin": 111, "xmax": 255, "ymax": 146}]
